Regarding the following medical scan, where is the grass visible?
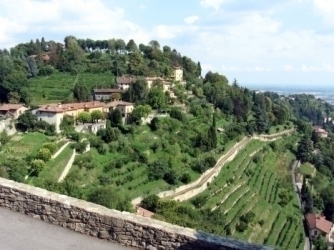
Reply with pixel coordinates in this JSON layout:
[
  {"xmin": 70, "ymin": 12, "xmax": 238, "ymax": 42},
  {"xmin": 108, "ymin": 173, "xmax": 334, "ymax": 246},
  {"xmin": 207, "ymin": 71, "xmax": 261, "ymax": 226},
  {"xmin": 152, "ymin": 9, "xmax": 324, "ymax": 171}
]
[
  {"xmin": 0, "ymin": 132, "xmax": 48, "ymax": 164},
  {"xmin": 298, "ymin": 162, "xmax": 315, "ymax": 176},
  {"xmin": 37, "ymin": 144, "xmax": 74, "ymax": 182},
  {"xmin": 28, "ymin": 72, "xmax": 115, "ymax": 105}
]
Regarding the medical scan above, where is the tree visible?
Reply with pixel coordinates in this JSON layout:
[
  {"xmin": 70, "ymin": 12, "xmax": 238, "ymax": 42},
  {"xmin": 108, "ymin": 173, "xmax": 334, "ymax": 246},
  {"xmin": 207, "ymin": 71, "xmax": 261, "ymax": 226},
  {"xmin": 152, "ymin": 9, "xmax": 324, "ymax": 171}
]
[
  {"xmin": 148, "ymin": 87, "xmax": 167, "ymax": 109},
  {"xmin": 88, "ymin": 186, "xmax": 132, "ymax": 212},
  {"xmin": 148, "ymin": 160, "xmax": 169, "ymax": 181},
  {"xmin": 31, "ymin": 159, "xmax": 46, "ymax": 175},
  {"xmin": 91, "ymin": 110, "xmax": 104, "ymax": 123},
  {"xmin": 73, "ymin": 84, "xmax": 91, "ymax": 102},
  {"xmin": 128, "ymin": 51, "xmax": 144, "ymax": 75},
  {"xmin": 0, "ymin": 130, "xmax": 10, "ymax": 145},
  {"xmin": 149, "ymin": 40, "xmax": 160, "ymax": 50},
  {"xmin": 297, "ymin": 136, "xmax": 313, "ymax": 162},
  {"xmin": 26, "ymin": 56, "xmax": 39, "ymax": 77},
  {"xmin": 313, "ymin": 236, "xmax": 328, "ymax": 250},
  {"xmin": 126, "ymin": 39, "xmax": 138, "ymax": 52},
  {"xmin": 17, "ymin": 111, "xmax": 37, "ymax": 131},
  {"xmin": 77, "ymin": 112, "xmax": 91, "ymax": 124},
  {"xmin": 36, "ymin": 148, "xmax": 52, "ymax": 162},
  {"xmin": 109, "ymin": 109, "xmax": 122, "ymax": 126},
  {"xmin": 131, "ymin": 105, "xmax": 152, "ymax": 123},
  {"xmin": 7, "ymin": 92, "xmax": 20, "ymax": 104},
  {"xmin": 124, "ymin": 78, "xmax": 148, "ymax": 103}
]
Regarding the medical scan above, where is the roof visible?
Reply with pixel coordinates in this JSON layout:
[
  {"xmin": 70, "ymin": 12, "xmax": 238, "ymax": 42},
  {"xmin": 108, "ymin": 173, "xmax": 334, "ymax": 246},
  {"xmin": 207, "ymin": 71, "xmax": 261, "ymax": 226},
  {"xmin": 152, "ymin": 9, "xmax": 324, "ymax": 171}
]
[
  {"xmin": 104, "ymin": 101, "xmax": 134, "ymax": 108},
  {"xmin": 0, "ymin": 104, "xmax": 26, "ymax": 111},
  {"xmin": 38, "ymin": 102, "xmax": 104, "ymax": 113},
  {"xmin": 116, "ymin": 76, "xmax": 136, "ymax": 84},
  {"xmin": 93, "ymin": 88, "xmax": 124, "ymax": 94},
  {"xmin": 306, "ymin": 214, "xmax": 333, "ymax": 234}
]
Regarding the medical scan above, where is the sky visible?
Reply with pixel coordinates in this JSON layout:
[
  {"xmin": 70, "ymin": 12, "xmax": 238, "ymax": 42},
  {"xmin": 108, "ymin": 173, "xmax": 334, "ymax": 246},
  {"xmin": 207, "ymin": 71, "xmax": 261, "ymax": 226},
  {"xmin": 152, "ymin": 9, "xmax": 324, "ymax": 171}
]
[{"xmin": 0, "ymin": 0, "xmax": 333, "ymax": 87}]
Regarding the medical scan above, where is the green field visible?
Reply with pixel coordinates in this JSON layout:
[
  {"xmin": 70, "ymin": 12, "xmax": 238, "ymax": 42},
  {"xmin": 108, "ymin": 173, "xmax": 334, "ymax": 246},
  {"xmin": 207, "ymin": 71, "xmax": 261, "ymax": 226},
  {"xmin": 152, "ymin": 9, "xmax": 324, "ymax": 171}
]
[
  {"xmin": 163, "ymin": 135, "xmax": 304, "ymax": 249},
  {"xmin": 36, "ymin": 143, "xmax": 74, "ymax": 182},
  {"xmin": 298, "ymin": 162, "xmax": 315, "ymax": 176},
  {"xmin": 64, "ymin": 116, "xmax": 231, "ymax": 198},
  {"xmin": 28, "ymin": 72, "xmax": 115, "ymax": 105},
  {"xmin": 0, "ymin": 132, "xmax": 48, "ymax": 164}
]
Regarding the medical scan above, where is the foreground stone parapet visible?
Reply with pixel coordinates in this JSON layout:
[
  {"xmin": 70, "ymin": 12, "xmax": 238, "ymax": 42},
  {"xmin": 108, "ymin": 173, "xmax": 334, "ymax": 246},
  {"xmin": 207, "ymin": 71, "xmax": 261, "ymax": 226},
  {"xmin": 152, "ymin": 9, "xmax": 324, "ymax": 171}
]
[{"xmin": 0, "ymin": 177, "xmax": 273, "ymax": 250}]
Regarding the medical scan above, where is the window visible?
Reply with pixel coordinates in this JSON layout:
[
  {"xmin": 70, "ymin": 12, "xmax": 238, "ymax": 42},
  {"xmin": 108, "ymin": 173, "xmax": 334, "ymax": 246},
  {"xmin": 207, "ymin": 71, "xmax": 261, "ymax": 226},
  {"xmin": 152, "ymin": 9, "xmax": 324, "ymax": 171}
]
[{"xmin": 314, "ymin": 230, "xmax": 318, "ymax": 236}]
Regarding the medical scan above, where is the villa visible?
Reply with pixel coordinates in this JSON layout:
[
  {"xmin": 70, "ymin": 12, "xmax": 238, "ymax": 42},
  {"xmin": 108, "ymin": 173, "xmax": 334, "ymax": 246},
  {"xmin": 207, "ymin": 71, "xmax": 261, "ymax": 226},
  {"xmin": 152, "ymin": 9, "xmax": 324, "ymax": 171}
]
[{"xmin": 36, "ymin": 101, "xmax": 104, "ymax": 133}]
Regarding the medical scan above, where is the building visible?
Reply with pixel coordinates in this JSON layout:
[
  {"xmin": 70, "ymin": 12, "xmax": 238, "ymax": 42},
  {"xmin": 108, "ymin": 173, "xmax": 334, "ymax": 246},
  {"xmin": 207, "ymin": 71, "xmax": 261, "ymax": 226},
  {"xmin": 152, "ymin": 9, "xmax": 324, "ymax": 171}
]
[
  {"xmin": 36, "ymin": 101, "xmax": 104, "ymax": 133},
  {"xmin": 104, "ymin": 101, "xmax": 134, "ymax": 118},
  {"xmin": 145, "ymin": 77, "xmax": 164, "ymax": 89},
  {"xmin": 117, "ymin": 76, "xmax": 136, "ymax": 90},
  {"xmin": 0, "ymin": 104, "xmax": 28, "ymax": 119},
  {"xmin": 305, "ymin": 213, "xmax": 334, "ymax": 244},
  {"xmin": 93, "ymin": 88, "xmax": 124, "ymax": 101},
  {"xmin": 173, "ymin": 66, "xmax": 183, "ymax": 82},
  {"xmin": 313, "ymin": 126, "xmax": 329, "ymax": 138}
]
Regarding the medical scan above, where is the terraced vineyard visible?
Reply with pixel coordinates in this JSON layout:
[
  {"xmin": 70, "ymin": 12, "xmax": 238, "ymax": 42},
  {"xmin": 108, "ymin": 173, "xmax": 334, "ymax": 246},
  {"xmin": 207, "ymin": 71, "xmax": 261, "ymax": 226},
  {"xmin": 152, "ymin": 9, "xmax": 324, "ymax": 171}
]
[
  {"xmin": 29, "ymin": 72, "xmax": 114, "ymax": 105},
  {"xmin": 182, "ymin": 135, "xmax": 304, "ymax": 249}
]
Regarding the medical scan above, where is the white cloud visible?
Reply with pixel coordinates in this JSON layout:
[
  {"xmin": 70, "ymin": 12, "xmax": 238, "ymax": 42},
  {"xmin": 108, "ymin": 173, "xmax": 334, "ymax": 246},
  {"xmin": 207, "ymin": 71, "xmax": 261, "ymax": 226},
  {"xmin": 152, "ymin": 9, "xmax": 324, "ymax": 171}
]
[
  {"xmin": 140, "ymin": 4, "xmax": 146, "ymax": 9},
  {"xmin": 222, "ymin": 65, "xmax": 271, "ymax": 72},
  {"xmin": 184, "ymin": 15, "xmax": 200, "ymax": 25},
  {"xmin": 314, "ymin": 0, "xmax": 334, "ymax": 25},
  {"xmin": 0, "ymin": 0, "xmax": 151, "ymax": 48},
  {"xmin": 200, "ymin": 0, "xmax": 229, "ymax": 10},
  {"xmin": 300, "ymin": 62, "xmax": 334, "ymax": 72},
  {"xmin": 283, "ymin": 65, "xmax": 294, "ymax": 71},
  {"xmin": 153, "ymin": 25, "xmax": 199, "ymax": 40}
]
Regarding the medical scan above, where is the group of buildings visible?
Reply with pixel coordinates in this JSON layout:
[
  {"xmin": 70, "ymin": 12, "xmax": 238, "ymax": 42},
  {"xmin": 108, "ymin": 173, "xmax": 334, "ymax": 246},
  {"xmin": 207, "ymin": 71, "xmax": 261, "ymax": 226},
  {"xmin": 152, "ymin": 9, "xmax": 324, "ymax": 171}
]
[
  {"xmin": 93, "ymin": 67, "xmax": 184, "ymax": 101},
  {"xmin": 0, "ymin": 101, "xmax": 134, "ymax": 133},
  {"xmin": 0, "ymin": 67, "xmax": 185, "ymax": 134}
]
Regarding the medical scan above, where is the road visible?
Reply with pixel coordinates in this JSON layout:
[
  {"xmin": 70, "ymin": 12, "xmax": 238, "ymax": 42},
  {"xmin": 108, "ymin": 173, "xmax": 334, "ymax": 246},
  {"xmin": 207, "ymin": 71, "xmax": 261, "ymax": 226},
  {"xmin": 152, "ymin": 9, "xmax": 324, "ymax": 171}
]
[{"xmin": 0, "ymin": 207, "xmax": 132, "ymax": 250}]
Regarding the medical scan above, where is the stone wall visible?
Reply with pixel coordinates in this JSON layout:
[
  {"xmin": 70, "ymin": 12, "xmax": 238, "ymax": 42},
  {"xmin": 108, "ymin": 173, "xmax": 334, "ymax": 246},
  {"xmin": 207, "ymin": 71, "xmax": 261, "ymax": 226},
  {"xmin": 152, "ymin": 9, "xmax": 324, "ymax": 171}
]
[{"xmin": 0, "ymin": 177, "xmax": 273, "ymax": 250}]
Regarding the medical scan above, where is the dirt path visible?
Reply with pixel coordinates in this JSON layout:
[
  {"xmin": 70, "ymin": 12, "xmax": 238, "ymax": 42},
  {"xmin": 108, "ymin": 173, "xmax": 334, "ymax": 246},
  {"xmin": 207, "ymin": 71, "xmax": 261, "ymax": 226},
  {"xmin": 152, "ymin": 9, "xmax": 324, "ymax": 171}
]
[
  {"xmin": 131, "ymin": 129, "xmax": 295, "ymax": 205},
  {"xmin": 57, "ymin": 149, "xmax": 76, "ymax": 183}
]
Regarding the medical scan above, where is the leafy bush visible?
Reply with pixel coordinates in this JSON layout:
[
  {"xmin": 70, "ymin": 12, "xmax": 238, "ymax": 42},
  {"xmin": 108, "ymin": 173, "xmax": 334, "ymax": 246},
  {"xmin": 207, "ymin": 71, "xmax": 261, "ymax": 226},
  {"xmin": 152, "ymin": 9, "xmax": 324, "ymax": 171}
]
[
  {"xmin": 180, "ymin": 172, "xmax": 192, "ymax": 184},
  {"xmin": 42, "ymin": 142, "xmax": 58, "ymax": 154},
  {"xmin": 140, "ymin": 194, "xmax": 160, "ymax": 212},
  {"xmin": 191, "ymin": 156, "xmax": 216, "ymax": 173},
  {"xmin": 36, "ymin": 147, "xmax": 52, "ymax": 162}
]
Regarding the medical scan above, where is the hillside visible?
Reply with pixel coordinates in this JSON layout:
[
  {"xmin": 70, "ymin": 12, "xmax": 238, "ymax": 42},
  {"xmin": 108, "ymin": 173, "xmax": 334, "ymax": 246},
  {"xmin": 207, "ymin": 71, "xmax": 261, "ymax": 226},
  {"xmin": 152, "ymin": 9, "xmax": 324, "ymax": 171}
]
[{"xmin": 1, "ymin": 36, "xmax": 334, "ymax": 249}]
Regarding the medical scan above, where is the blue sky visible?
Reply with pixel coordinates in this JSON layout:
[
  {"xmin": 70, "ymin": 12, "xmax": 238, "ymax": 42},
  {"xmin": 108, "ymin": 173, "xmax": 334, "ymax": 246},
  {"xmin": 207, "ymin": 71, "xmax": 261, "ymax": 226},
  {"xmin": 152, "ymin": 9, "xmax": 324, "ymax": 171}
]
[{"xmin": 0, "ymin": 0, "xmax": 333, "ymax": 86}]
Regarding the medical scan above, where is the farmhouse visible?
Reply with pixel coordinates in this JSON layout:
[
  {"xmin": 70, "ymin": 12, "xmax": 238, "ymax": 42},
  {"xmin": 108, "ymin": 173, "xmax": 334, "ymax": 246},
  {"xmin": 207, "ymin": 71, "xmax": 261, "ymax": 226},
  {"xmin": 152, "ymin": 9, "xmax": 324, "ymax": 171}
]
[
  {"xmin": 93, "ymin": 88, "xmax": 124, "ymax": 101},
  {"xmin": 117, "ymin": 76, "xmax": 136, "ymax": 90},
  {"xmin": 305, "ymin": 213, "xmax": 334, "ymax": 244},
  {"xmin": 173, "ymin": 66, "xmax": 183, "ymax": 82},
  {"xmin": 313, "ymin": 126, "xmax": 328, "ymax": 138},
  {"xmin": 36, "ymin": 101, "xmax": 104, "ymax": 133},
  {"xmin": 104, "ymin": 101, "xmax": 134, "ymax": 118},
  {"xmin": 0, "ymin": 104, "xmax": 28, "ymax": 119}
]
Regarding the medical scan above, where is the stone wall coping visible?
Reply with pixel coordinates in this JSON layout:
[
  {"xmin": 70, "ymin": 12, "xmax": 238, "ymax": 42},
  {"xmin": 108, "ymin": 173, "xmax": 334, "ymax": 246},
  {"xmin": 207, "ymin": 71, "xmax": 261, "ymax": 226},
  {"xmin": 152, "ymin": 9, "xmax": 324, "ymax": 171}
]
[{"xmin": 0, "ymin": 177, "xmax": 274, "ymax": 250}]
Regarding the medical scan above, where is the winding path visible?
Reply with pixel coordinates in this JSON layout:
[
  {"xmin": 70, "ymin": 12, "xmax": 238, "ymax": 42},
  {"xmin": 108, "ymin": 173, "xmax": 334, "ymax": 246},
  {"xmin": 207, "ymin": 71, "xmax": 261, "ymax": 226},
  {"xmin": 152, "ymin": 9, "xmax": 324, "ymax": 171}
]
[
  {"xmin": 57, "ymin": 149, "xmax": 76, "ymax": 183},
  {"xmin": 132, "ymin": 129, "xmax": 295, "ymax": 205}
]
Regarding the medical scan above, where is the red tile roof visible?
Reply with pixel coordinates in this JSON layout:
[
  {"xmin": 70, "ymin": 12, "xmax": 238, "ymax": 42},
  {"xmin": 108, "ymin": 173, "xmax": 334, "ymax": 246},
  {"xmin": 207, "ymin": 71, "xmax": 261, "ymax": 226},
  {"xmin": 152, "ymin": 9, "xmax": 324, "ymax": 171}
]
[
  {"xmin": 38, "ymin": 102, "xmax": 104, "ymax": 113},
  {"xmin": 0, "ymin": 104, "xmax": 25, "ymax": 111},
  {"xmin": 306, "ymin": 214, "xmax": 333, "ymax": 234}
]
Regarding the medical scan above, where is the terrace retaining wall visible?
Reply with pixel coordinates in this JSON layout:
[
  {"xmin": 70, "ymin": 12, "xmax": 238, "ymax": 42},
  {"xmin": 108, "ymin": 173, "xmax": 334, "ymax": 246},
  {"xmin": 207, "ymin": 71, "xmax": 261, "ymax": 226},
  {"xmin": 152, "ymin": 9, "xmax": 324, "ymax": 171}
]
[{"xmin": 0, "ymin": 177, "xmax": 273, "ymax": 250}]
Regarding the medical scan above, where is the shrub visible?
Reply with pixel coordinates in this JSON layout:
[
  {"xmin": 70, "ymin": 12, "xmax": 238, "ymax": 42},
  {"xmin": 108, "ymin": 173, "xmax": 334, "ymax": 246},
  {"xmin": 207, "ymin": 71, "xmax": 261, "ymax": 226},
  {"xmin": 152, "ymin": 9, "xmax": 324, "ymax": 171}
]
[
  {"xmin": 74, "ymin": 141, "xmax": 88, "ymax": 154},
  {"xmin": 140, "ymin": 194, "xmax": 160, "ymax": 212},
  {"xmin": 31, "ymin": 159, "xmax": 46, "ymax": 175},
  {"xmin": 97, "ymin": 144, "xmax": 108, "ymax": 155},
  {"xmin": 36, "ymin": 147, "xmax": 52, "ymax": 162},
  {"xmin": 180, "ymin": 172, "xmax": 191, "ymax": 184},
  {"xmin": 42, "ymin": 142, "xmax": 58, "ymax": 154},
  {"xmin": 236, "ymin": 221, "xmax": 248, "ymax": 232}
]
